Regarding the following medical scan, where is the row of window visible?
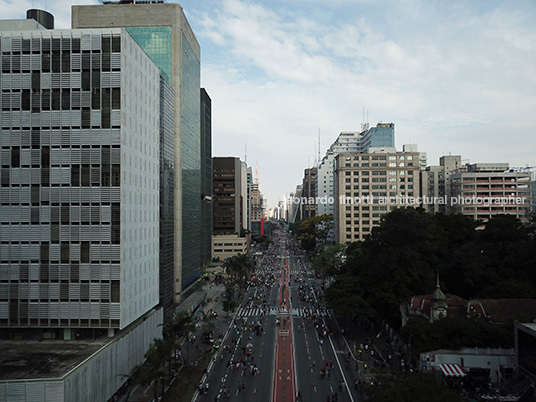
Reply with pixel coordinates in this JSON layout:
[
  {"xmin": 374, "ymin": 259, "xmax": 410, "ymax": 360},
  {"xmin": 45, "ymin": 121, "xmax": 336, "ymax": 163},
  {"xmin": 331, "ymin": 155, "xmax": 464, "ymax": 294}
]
[
  {"xmin": 345, "ymin": 170, "xmax": 414, "ymax": 176},
  {"xmin": 1, "ymin": 88, "xmax": 121, "ymax": 112},
  {"xmin": 1, "ymin": 52, "xmax": 121, "ymax": 73},
  {"xmin": 343, "ymin": 154, "xmax": 414, "ymax": 161},
  {"xmin": 1, "ymin": 35, "xmax": 121, "ymax": 53},
  {"xmin": 345, "ymin": 177, "xmax": 414, "ymax": 183}
]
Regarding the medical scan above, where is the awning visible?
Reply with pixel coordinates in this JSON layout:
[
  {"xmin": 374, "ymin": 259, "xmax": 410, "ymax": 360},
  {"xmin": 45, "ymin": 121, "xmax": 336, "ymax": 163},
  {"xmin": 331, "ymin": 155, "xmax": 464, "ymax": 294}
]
[{"xmin": 437, "ymin": 363, "xmax": 467, "ymax": 377}]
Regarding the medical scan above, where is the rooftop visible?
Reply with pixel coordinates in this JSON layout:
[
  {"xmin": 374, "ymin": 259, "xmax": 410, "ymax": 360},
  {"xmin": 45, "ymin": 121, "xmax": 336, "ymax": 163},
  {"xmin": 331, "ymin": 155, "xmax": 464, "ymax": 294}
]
[{"xmin": 0, "ymin": 338, "xmax": 108, "ymax": 381}]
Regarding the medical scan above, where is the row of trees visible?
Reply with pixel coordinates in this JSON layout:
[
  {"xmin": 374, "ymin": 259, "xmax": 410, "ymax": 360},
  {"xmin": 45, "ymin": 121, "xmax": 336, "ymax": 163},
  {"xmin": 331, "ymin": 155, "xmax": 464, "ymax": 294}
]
[
  {"xmin": 322, "ymin": 207, "xmax": 536, "ymax": 329},
  {"xmin": 124, "ymin": 249, "xmax": 257, "ymax": 399},
  {"xmin": 124, "ymin": 311, "xmax": 194, "ymax": 401},
  {"xmin": 222, "ymin": 253, "xmax": 256, "ymax": 310}
]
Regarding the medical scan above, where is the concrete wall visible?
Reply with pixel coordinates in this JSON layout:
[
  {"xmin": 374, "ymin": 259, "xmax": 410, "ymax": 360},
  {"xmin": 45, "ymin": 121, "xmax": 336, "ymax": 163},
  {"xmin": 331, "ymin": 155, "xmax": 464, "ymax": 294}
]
[{"xmin": 0, "ymin": 308, "xmax": 163, "ymax": 402}]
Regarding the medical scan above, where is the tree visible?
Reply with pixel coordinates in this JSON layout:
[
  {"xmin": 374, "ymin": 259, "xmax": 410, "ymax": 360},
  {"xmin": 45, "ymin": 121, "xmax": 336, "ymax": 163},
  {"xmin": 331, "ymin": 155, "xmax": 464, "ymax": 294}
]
[
  {"xmin": 324, "ymin": 275, "xmax": 374, "ymax": 326},
  {"xmin": 323, "ymin": 206, "xmax": 536, "ymax": 332},
  {"xmin": 161, "ymin": 311, "xmax": 194, "ymax": 367},
  {"xmin": 223, "ymin": 253, "xmax": 255, "ymax": 294},
  {"xmin": 362, "ymin": 374, "xmax": 465, "ymax": 402},
  {"xmin": 399, "ymin": 316, "xmax": 513, "ymax": 357},
  {"xmin": 145, "ymin": 338, "xmax": 173, "ymax": 400},
  {"xmin": 291, "ymin": 214, "xmax": 333, "ymax": 250},
  {"xmin": 311, "ymin": 243, "xmax": 346, "ymax": 277},
  {"xmin": 123, "ymin": 363, "xmax": 152, "ymax": 402}
]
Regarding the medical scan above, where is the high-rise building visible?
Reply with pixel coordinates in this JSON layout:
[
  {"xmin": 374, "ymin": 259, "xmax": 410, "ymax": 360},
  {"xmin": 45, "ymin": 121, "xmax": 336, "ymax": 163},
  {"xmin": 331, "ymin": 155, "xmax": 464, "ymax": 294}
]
[
  {"xmin": 212, "ymin": 157, "xmax": 245, "ymax": 235},
  {"xmin": 0, "ymin": 21, "xmax": 163, "ymax": 400},
  {"xmin": 300, "ymin": 167, "xmax": 317, "ymax": 219},
  {"xmin": 73, "ymin": 1, "xmax": 202, "ymax": 298},
  {"xmin": 200, "ymin": 88, "xmax": 212, "ymax": 270},
  {"xmin": 159, "ymin": 77, "xmax": 175, "ymax": 313},
  {"xmin": 212, "ymin": 157, "xmax": 247, "ymax": 259},
  {"xmin": 240, "ymin": 161, "xmax": 248, "ymax": 231},
  {"xmin": 334, "ymin": 147, "xmax": 421, "ymax": 242},
  {"xmin": 420, "ymin": 155, "xmax": 461, "ymax": 214},
  {"xmin": 0, "ymin": 25, "xmax": 162, "ymax": 333},
  {"xmin": 250, "ymin": 183, "xmax": 264, "ymax": 222},
  {"xmin": 246, "ymin": 166, "xmax": 252, "ymax": 230},
  {"xmin": 449, "ymin": 163, "xmax": 531, "ymax": 223},
  {"xmin": 316, "ymin": 124, "xmax": 396, "ymax": 241}
]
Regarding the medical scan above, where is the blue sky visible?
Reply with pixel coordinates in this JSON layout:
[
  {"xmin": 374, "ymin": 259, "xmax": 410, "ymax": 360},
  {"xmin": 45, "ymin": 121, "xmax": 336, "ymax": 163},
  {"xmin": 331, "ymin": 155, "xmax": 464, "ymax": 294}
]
[{"xmin": 3, "ymin": 0, "xmax": 536, "ymax": 208}]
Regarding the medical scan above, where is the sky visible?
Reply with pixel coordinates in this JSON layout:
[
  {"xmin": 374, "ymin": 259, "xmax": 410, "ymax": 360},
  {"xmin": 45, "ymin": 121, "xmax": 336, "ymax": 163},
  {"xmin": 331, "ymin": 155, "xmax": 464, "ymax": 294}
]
[{"xmin": 2, "ymin": 0, "xmax": 536, "ymax": 208}]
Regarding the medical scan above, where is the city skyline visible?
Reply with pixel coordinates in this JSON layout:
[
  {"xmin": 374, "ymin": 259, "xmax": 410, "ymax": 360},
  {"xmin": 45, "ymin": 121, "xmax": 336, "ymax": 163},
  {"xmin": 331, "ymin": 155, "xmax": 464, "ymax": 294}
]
[{"xmin": 2, "ymin": 0, "xmax": 535, "ymax": 207}]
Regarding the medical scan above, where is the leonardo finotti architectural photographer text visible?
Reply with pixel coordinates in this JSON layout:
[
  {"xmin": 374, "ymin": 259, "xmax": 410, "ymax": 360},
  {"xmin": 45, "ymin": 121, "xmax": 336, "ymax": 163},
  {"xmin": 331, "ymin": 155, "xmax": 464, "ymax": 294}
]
[{"xmin": 285, "ymin": 195, "xmax": 528, "ymax": 206}]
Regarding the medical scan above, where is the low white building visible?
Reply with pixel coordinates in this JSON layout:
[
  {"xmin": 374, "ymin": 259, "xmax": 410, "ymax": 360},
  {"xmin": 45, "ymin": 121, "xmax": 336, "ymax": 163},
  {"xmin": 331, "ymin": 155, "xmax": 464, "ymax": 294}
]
[
  {"xmin": 212, "ymin": 234, "xmax": 248, "ymax": 261},
  {"xmin": 420, "ymin": 347, "xmax": 515, "ymax": 383}
]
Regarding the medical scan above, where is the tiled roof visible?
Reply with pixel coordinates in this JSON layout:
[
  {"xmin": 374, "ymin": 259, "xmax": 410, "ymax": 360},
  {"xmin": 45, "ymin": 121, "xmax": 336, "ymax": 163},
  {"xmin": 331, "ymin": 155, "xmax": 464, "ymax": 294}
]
[{"xmin": 407, "ymin": 294, "xmax": 536, "ymax": 324}]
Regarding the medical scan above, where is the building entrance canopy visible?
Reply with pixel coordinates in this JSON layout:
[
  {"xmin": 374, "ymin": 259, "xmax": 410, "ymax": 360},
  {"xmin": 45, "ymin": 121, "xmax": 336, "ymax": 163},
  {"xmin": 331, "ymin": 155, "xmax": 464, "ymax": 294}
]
[{"xmin": 438, "ymin": 363, "xmax": 467, "ymax": 377}]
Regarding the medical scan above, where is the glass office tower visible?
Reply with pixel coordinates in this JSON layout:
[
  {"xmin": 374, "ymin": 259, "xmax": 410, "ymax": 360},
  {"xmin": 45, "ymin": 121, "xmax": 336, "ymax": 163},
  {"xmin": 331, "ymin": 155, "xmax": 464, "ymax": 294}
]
[
  {"xmin": 73, "ymin": 3, "xmax": 203, "ymax": 300},
  {"xmin": 200, "ymin": 89, "xmax": 213, "ymax": 270}
]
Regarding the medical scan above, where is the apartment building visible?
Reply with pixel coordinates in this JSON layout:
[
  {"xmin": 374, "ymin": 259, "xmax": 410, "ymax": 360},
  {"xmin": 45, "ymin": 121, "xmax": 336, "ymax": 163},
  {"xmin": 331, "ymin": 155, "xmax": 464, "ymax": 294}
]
[
  {"xmin": 334, "ymin": 147, "xmax": 421, "ymax": 242},
  {"xmin": 450, "ymin": 164, "xmax": 531, "ymax": 223}
]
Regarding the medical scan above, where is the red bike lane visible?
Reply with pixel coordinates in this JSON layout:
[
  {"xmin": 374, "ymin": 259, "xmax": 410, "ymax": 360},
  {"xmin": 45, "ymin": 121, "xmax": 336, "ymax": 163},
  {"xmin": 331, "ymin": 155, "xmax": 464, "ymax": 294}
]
[{"xmin": 272, "ymin": 253, "xmax": 297, "ymax": 402}]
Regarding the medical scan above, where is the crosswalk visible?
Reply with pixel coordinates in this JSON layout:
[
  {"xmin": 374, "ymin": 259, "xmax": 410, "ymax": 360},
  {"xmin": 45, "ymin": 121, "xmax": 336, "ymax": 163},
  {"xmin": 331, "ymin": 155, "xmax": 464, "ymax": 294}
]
[{"xmin": 236, "ymin": 307, "xmax": 330, "ymax": 318}]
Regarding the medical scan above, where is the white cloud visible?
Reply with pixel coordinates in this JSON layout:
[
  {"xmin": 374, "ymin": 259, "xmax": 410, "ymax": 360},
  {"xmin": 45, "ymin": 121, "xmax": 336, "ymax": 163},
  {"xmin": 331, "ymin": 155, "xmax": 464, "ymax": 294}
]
[
  {"xmin": 1, "ymin": 0, "xmax": 534, "ymax": 206},
  {"xmin": 194, "ymin": 0, "xmax": 536, "ymax": 205}
]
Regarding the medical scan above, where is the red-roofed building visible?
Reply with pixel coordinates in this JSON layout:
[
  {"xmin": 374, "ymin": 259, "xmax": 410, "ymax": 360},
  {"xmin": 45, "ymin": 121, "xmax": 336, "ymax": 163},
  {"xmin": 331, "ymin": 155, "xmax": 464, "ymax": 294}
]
[{"xmin": 401, "ymin": 280, "xmax": 536, "ymax": 326}]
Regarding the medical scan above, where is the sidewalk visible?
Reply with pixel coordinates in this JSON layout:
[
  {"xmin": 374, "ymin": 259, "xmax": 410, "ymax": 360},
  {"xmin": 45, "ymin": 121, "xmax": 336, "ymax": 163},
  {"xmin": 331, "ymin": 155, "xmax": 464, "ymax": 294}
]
[
  {"xmin": 115, "ymin": 283, "xmax": 230, "ymax": 402},
  {"xmin": 339, "ymin": 317, "xmax": 411, "ymax": 383}
]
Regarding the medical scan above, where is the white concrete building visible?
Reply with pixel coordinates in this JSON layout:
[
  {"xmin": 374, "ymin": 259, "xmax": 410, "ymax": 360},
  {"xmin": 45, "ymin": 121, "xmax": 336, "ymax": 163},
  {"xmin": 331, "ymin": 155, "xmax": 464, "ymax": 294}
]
[
  {"xmin": 334, "ymin": 147, "xmax": 421, "ymax": 242},
  {"xmin": 316, "ymin": 124, "xmax": 395, "ymax": 242},
  {"xmin": 0, "ymin": 22, "xmax": 163, "ymax": 401}
]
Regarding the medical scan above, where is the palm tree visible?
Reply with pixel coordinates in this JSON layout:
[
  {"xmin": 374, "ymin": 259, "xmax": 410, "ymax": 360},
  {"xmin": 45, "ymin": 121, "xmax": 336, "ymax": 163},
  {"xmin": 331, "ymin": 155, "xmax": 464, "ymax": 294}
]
[
  {"xmin": 145, "ymin": 338, "xmax": 172, "ymax": 400},
  {"xmin": 123, "ymin": 363, "xmax": 152, "ymax": 402},
  {"xmin": 161, "ymin": 311, "xmax": 194, "ymax": 366},
  {"xmin": 223, "ymin": 254, "xmax": 255, "ymax": 294},
  {"xmin": 199, "ymin": 310, "xmax": 216, "ymax": 332}
]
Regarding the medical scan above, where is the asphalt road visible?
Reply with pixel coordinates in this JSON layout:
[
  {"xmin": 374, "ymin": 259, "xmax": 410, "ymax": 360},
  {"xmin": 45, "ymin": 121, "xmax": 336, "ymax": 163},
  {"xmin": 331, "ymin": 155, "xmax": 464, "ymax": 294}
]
[{"xmin": 194, "ymin": 229, "xmax": 363, "ymax": 402}]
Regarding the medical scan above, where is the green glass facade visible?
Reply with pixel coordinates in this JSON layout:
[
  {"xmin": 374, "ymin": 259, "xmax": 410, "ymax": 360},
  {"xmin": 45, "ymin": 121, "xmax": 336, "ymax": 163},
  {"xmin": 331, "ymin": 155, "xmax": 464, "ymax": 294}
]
[
  {"xmin": 181, "ymin": 33, "xmax": 201, "ymax": 289},
  {"xmin": 200, "ymin": 89, "xmax": 213, "ymax": 270},
  {"xmin": 159, "ymin": 77, "xmax": 175, "ymax": 312},
  {"xmin": 124, "ymin": 27, "xmax": 201, "ymax": 290},
  {"xmin": 125, "ymin": 27, "xmax": 172, "ymax": 85}
]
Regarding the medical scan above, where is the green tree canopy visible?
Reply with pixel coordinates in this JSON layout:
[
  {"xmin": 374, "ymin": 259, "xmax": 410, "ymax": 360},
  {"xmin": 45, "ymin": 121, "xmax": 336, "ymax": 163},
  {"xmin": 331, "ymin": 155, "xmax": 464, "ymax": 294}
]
[
  {"xmin": 223, "ymin": 253, "xmax": 255, "ymax": 293},
  {"xmin": 290, "ymin": 214, "xmax": 333, "ymax": 250},
  {"xmin": 325, "ymin": 208, "xmax": 536, "ymax": 327},
  {"xmin": 311, "ymin": 243, "xmax": 346, "ymax": 277}
]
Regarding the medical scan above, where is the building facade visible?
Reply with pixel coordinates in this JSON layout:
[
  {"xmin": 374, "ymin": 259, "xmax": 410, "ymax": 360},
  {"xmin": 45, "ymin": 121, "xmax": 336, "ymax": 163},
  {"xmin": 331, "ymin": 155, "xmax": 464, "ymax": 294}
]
[
  {"xmin": 420, "ymin": 155, "xmax": 461, "ymax": 214},
  {"xmin": 250, "ymin": 182, "xmax": 264, "ymax": 222},
  {"xmin": 200, "ymin": 88, "xmax": 212, "ymax": 270},
  {"xmin": 159, "ymin": 77, "xmax": 175, "ymax": 313},
  {"xmin": 73, "ymin": 1, "xmax": 202, "ymax": 297},
  {"xmin": 315, "ymin": 124, "xmax": 396, "ymax": 241},
  {"xmin": 334, "ymin": 148, "xmax": 421, "ymax": 242},
  {"xmin": 0, "ymin": 27, "xmax": 162, "ymax": 334},
  {"xmin": 450, "ymin": 163, "xmax": 531, "ymax": 223},
  {"xmin": 212, "ymin": 157, "xmax": 244, "ymax": 235},
  {"xmin": 212, "ymin": 234, "xmax": 248, "ymax": 261}
]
